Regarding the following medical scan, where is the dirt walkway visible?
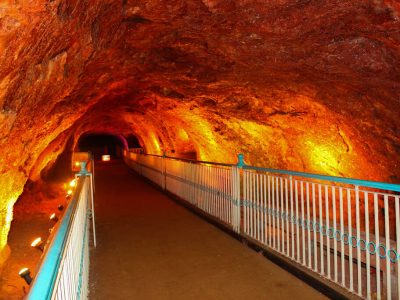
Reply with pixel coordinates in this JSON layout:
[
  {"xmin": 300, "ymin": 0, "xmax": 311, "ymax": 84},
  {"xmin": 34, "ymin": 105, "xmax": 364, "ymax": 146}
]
[{"xmin": 89, "ymin": 161, "xmax": 327, "ymax": 300}]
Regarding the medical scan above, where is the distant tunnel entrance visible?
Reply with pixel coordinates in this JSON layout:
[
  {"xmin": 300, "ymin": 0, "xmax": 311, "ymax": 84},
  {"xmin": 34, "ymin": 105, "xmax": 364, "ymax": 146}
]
[{"xmin": 77, "ymin": 134, "xmax": 126, "ymax": 160}]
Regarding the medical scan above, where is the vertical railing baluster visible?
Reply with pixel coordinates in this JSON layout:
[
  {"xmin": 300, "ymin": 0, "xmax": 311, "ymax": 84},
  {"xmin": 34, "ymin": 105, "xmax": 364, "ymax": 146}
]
[
  {"xmin": 222, "ymin": 168, "xmax": 225, "ymax": 222},
  {"xmin": 248, "ymin": 171, "xmax": 252, "ymax": 236},
  {"xmin": 295, "ymin": 179, "xmax": 300, "ymax": 262},
  {"xmin": 285, "ymin": 178, "xmax": 289, "ymax": 257},
  {"xmin": 244, "ymin": 171, "xmax": 248, "ymax": 234},
  {"xmin": 258, "ymin": 174, "xmax": 262, "ymax": 243},
  {"xmin": 260, "ymin": 174, "xmax": 264, "ymax": 244},
  {"xmin": 208, "ymin": 166, "xmax": 212, "ymax": 214},
  {"xmin": 339, "ymin": 187, "xmax": 345, "ymax": 287},
  {"xmin": 268, "ymin": 175, "xmax": 272, "ymax": 247},
  {"xmin": 374, "ymin": 193, "xmax": 380, "ymax": 299},
  {"xmin": 250, "ymin": 172, "xmax": 254, "ymax": 237},
  {"xmin": 348, "ymin": 189, "xmax": 354, "ymax": 292},
  {"xmin": 319, "ymin": 184, "xmax": 324, "ymax": 275},
  {"xmin": 365, "ymin": 191, "xmax": 371, "ymax": 300},
  {"xmin": 301, "ymin": 181, "xmax": 305, "ymax": 265},
  {"xmin": 325, "ymin": 185, "xmax": 330, "ymax": 279},
  {"xmin": 253, "ymin": 172, "xmax": 257, "ymax": 238},
  {"xmin": 201, "ymin": 165, "xmax": 206, "ymax": 211},
  {"xmin": 306, "ymin": 182, "xmax": 311, "ymax": 268},
  {"xmin": 395, "ymin": 196, "xmax": 400, "ymax": 300},
  {"xmin": 384, "ymin": 194, "xmax": 391, "ymax": 299},
  {"xmin": 280, "ymin": 177, "xmax": 284, "ymax": 253},
  {"xmin": 312, "ymin": 183, "xmax": 317, "ymax": 271},
  {"xmin": 263, "ymin": 174, "xmax": 267, "ymax": 245},
  {"xmin": 276, "ymin": 177, "xmax": 281, "ymax": 251},
  {"xmin": 290, "ymin": 176, "xmax": 294, "ymax": 259},
  {"xmin": 272, "ymin": 176, "xmax": 276, "ymax": 250},
  {"xmin": 355, "ymin": 186, "xmax": 362, "ymax": 295},
  {"xmin": 332, "ymin": 186, "xmax": 337, "ymax": 283}
]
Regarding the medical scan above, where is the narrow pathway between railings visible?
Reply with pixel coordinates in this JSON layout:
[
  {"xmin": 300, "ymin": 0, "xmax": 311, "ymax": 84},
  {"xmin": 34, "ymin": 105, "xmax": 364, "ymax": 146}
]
[{"xmin": 89, "ymin": 161, "xmax": 327, "ymax": 299}]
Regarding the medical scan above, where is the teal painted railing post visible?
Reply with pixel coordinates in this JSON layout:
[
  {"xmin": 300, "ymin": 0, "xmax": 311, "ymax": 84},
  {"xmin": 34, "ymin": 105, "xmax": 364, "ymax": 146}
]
[
  {"xmin": 237, "ymin": 153, "xmax": 245, "ymax": 168},
  {"xmin": 78, "ymin": 161, "xmax": 89, "ymax": 175},
  {"xmin": 234, "ymin": 154, "xmax": 245, "ymax": 233}
]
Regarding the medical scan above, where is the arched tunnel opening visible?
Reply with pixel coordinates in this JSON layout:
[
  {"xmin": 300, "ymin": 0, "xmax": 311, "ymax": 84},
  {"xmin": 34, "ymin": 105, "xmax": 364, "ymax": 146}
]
[
  {"xmin": 77, "ymin": 133, "xmax": 126, "ymax": 160},
  {"xmin": 0, "ymin": 0, "xmax": 399, "ymax": 298}
]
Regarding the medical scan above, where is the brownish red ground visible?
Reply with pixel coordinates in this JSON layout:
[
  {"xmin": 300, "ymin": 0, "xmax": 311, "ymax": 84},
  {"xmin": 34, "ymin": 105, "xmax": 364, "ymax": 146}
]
[{"xmin": 89, "ymin": 161, "xmax": 327, "ymax": 299}]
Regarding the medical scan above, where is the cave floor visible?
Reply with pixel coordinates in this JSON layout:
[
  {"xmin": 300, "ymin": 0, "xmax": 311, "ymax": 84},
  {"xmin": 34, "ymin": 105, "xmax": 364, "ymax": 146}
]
[{"xmin": 89, "ymin": 161, "xmax": 327, "ymax": 300}]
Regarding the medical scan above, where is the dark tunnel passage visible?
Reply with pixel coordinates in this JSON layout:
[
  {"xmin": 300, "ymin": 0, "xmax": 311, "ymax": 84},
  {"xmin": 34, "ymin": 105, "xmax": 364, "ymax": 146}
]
[{"xmin": 77, "ymin": 134, "xmax": 126, "ymax": 160}]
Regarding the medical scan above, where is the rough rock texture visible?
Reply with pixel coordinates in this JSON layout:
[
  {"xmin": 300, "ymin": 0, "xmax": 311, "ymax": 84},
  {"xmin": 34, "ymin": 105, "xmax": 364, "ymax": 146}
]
[{"xmin": 0, "ymin": 0, "xmax": 399, "ymax": 260}]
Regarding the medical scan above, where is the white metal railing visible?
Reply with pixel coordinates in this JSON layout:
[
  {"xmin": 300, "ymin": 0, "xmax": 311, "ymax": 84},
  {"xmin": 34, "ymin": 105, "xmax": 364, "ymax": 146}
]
[
  {"xmin": 124, "ymin": 151, "xmax": 400, "ymax": 300},
  {"xmin": 241, "ymin": 169, "xmax": 399, "ymax": 300},
  {"xmin": 124, "ymin": 151, "xmax": 241, "ymax": 232},
  {"xmin": 129, "ymin": 147, "xmax": 145, "ymax": 154},
  {"xmin": 27, "ymin": 158, "xmax": 96, "ymax": 300}
]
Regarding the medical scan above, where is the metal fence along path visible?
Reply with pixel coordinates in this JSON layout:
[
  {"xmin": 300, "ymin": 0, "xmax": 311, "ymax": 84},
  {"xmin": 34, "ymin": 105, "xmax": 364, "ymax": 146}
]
[
  {"xmin": 124, "ymin": 150, "xmax": 400, "ymax": 300},
  {"xmin": 27, "ymin": 157, "xmax": 96, "ymax": 300}
]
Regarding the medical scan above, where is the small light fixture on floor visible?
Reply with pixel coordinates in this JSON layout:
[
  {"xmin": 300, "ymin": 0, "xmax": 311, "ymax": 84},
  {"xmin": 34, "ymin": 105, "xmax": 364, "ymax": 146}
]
[
  {"xmin": 19, "ymin": 268, "xmax": 32, "ymax": 285},
  {"xmin": 102, "ymin": 154, "xmax": 111, "ymax": 161},
  {"xmin": 30, "ymin": 237, "xmax": 44, "ymax": 252},
  {"xmin": 50, "ymin": 213, "xmax": 58, "ymax": 222},
  {"xmin": 66, "ymin": 189, "xmax": 73, "ymax": 198},
  {"xmin": 58, "ymin": 204, "xmax": 64, "ymax": 211},
  {"xmin": 69, "ymin": 179, "xmax": 77, "ymax": 188}
]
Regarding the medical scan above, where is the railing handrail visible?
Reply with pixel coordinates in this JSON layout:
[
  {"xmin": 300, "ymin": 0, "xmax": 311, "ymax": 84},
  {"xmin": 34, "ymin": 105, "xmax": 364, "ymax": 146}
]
[
  {"xmin": 129, "ymin": 152, "xmax": 235, "ymax": 167},
  {"xmin": 243, "ymin": 165, "xmax": 400, "ymax": 193},
  {"xmin": 27, "ymin": 178, "xmax": 85, "ymax": 299},
  {"xmin": 128, "ymin": 151, "xmax": 400, "ymax": 192}
]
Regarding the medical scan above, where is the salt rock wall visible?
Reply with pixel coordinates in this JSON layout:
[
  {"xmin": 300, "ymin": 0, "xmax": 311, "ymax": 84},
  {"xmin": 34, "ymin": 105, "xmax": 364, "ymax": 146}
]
[{"xmin": 0, "ymin": 0, "xmax": 399, "ymax": 261}]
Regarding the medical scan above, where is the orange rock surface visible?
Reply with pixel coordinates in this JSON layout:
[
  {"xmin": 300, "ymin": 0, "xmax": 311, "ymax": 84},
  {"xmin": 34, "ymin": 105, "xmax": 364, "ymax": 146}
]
[{"xmin": 0, "ymin": 0, "xmax": 399, "ymax": 260}]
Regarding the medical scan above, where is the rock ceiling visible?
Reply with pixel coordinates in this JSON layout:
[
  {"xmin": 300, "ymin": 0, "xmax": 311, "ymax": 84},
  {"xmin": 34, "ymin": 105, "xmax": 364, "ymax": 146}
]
[{"xmin": 0, "ymin": 0, "xmax": 399, "ymax": 260}]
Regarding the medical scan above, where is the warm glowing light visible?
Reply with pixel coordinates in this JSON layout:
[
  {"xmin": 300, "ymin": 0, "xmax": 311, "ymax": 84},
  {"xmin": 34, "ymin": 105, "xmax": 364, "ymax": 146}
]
[
  {"xmin": 50, "ymin": 213, "xmax": 58, "ymax": 221},
  {"xmin": 177, "ymin": 128, "xmax": 189, "ymax": 141},
  {"xmin": 74, "ymin": 161, "xmax": 80, "ymax": 167},
  {"xmin": 67, "ymin": 189, "xmax": 73, "ymax": 196},
  {"xmin": 19, "ymin": 267, "xmax": 32, "ymax": 285},
  {"xmin": 305, "ymin": 139, "xmax": 341, "ymax": 176},
  {"xmin": 0, "ymin": 195, "xmax": 18, "ymax": 259},
  {"xmin": 150, "ymin": 133, "xmax": 161, "ymax": 154},
  {"xmin": 102, "ymin": 155, "xmax": 111, "ymax": 161},
  {"xmin": 31, "ymin": 237, "xmax": 42, "ymax": 247},
  {"xmin": 19, "ymin": 267, "xmax": 29, "ymax": 276},
  {"xmin": 31, "ymin": 237, "xmax": 44, "ymax": 252},
  {"xmin": 69, "ymin": 179, "xmax": 77, "ymax": 188}
]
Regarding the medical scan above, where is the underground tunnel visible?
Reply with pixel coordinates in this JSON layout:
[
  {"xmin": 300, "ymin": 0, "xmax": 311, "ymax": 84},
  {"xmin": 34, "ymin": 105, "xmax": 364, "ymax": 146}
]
[
  {"xmin": 0, "ymin": 0, "xmax": 399, "ymax": 298},
  {"xmin": 77, "ymin": 133, "xmax": 126, "ymax": 159}
]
